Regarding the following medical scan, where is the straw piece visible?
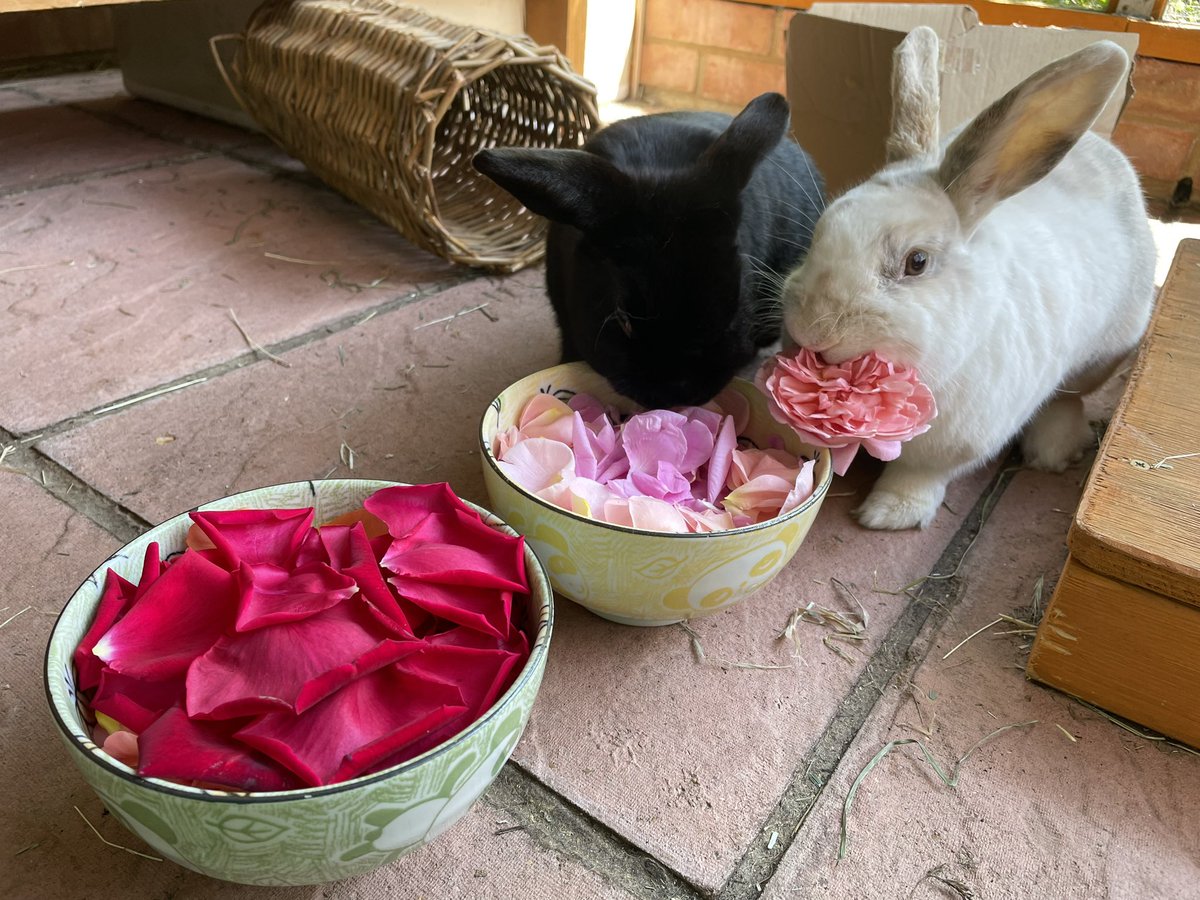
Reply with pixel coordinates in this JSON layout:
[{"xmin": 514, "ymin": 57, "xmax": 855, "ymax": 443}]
[
  {"xmin": 73, "ymin": 807, "xmax": 163, "ymax": 863},
  {"xmin": 228, "ymin": 308, "xmax": 291, "ymax": 368},
  {"xmin": 838, "ymin": 721, "xmax": 1037, "ymax": 860}
]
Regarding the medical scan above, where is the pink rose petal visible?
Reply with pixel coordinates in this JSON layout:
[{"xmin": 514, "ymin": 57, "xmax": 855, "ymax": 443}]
[
  {"xmin": 496, "ymin": 437, "xmax": 575, "ymax": 494},
  {"xmin": 516, "ymin": 392, "xmax": 576, "ymax": 444},
  {"xmin": 705, "ymin": 415, "xmax": 737, "ymax": 504},
  {"xmin": 101, "ymin": 730, "xmax": 140, "ymax": 768}
]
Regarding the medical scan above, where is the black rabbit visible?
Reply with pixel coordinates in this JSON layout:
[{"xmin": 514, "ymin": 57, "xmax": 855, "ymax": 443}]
[{"xmin": 472, "ymin": 92, "xmax": 823, "ymax": 409}]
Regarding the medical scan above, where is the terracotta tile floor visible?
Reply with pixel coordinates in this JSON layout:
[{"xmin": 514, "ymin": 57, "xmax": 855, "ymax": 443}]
[{"xmin": 3, "ymin": 70, "xmax": 1198, "ymax": 900}]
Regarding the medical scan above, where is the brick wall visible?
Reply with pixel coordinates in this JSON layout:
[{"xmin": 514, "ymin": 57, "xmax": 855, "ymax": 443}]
[
  {"xmin": 1113, "ymin": 56, "xmax": 1200, "ymax": 204},
  {"xmin": 637, "ymin": 0, "xmax": 1199, "ymax": 205},
  {"xmin": 639, "ymin": 0, "xmax": 789, "ymax": 112}
]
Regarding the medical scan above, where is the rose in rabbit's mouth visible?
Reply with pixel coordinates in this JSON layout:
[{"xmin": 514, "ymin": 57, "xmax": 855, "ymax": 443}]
[{"xmin": 757, "ymin": 348, "xmax": 937, "ymax": 477}]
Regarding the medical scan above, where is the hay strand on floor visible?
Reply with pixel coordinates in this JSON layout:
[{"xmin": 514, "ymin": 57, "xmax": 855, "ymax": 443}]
[
  {"xmin": 0, "ymin": 606, "xmax": 31, "ymax": 630},
  {"xmin": 941, "ymin": 617, "xmax": 1004, "ymax": 660},
  {"xmin": 73, "ymin": 806, "xmax": 163, "ymax": 862},
  {"xmin": 228, "ymin": 308, "xmax": 290, "ymax": 367},
  {"xmin": 838, "ymin": 720, "xmax": 1038, "ymax": 861}
]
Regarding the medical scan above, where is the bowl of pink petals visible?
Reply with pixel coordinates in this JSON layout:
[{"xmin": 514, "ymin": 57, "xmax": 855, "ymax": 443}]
[
  {"xmin": 480, "ymin": 362, "xmax": 834, "ymax": 626},
  {"xmin": 44, "ymin": 480, "xmax": 552, "ymax": 886}
]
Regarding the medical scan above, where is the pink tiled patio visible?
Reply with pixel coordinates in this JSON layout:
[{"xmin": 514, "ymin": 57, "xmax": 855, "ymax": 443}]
[{"xmin": 2, "ymin": 70, "xmax": 1198, "ymax": 900}]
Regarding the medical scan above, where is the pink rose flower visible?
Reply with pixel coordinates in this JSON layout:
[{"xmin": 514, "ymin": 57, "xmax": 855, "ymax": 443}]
[{"xmin": 757, "ymin": 349, "xmax": 936, "ymax": 477}]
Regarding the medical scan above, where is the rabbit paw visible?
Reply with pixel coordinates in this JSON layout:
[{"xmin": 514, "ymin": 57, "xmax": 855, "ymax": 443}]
[
  {"xmin": 1022, "ymin": 396, "xmax": 1094, "ymax": 473},
  {"xmin": 855, "ymin": 472, "xmax": 946, "ymax": 531}
]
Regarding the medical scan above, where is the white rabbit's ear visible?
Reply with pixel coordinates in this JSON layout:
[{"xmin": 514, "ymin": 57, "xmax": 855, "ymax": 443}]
[
  {"xmin": 937, "ymin": 40, "xmax": 1129, "ymax": 231},
  {"xmin": 886, "ymin": 26, "xmax": 941, "ymax": 164}
]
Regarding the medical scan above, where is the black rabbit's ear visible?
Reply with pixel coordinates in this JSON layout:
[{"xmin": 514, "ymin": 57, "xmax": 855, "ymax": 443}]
[
  {"xmin": 473, "ymin": 148, "xmax": 634, "ymax": 230},
  {"xmin": 698, "ymin": 92, "xmax": 790, "ymax": 192}
]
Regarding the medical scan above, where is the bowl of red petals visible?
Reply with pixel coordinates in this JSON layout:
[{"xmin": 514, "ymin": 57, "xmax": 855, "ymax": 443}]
[
  {"xmin": 44, "ymin": 479, "xmax": 552, "ymax": 886},
  {"xmin": 480, "ymin": 362, "xmax": 833, "ymax": 626}
]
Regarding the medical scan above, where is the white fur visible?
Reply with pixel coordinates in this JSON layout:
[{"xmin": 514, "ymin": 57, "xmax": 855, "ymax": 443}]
[{"xmin": 780, "ymin": 31, "xmax": 1156, "ymax": 530}]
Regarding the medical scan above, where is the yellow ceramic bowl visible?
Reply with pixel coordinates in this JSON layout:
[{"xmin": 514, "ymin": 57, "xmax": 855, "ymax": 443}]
[{"xmin": 479, "ymin": 362, "xmax": 832, "ymax": 626}]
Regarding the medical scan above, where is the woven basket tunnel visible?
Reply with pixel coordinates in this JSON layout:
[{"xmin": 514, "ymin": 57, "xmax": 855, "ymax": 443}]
[{"xmin": 227, "ymin": 1, "xmax": 599, "ymax": 272}]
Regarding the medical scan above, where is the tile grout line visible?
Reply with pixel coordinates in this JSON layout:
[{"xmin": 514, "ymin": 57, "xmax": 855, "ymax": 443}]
[
  {"xmin": 7, "ymin": 274, "xmax": 478, "ymax": 445},
  {"xmin": 714, "ymin": 460, "xmax": 1021, "ymax": 900},
  {"xmin": 483, "ymin": 764, "xmax": 706, "ymax": 900},
  {"xmin": 467, "ymin": 465, "xmax": 1021, "ymax": 900},
  {"xmin": 0, "ymin": 424, "xmax": 153, "ymax": 545},
  {"xmin": 12, "ymin": 78, "xmax": 337, "ymax": 194}
]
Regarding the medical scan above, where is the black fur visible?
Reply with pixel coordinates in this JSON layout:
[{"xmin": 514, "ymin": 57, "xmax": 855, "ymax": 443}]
[{"xmin": 473, "ymin": 93, "xmax": 823, "ymax": 408}]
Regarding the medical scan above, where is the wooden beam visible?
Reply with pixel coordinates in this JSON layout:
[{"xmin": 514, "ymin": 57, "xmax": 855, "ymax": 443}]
[{"xmin": 525, "ymin": 0, "xmax": 588, "ymax": 73}]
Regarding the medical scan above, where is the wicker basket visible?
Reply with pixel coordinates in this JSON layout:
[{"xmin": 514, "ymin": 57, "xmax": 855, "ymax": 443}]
[{"xmin": 218, "ymin": 1, "xmax": 599, "ymax": 272}]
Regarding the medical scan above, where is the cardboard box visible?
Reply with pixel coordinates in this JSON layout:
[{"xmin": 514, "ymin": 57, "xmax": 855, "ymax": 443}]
[{"xmin": 786, "ymin": 4, "xmax": 1140, "ymax": 196}]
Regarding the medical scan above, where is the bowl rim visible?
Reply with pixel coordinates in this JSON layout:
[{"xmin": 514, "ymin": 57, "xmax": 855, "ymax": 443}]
[
  {"xmin": 479, "ymin": 371, "xmax": 834, "ymax": 539},
  {"xmin": 43, "ymin": 478, "xmax": 554, "ymax": 805}
]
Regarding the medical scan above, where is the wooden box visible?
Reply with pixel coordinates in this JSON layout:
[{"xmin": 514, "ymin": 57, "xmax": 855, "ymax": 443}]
[{"xmin": 1027, "ymin": 239, "xmax": 1200, "ymax": 749}]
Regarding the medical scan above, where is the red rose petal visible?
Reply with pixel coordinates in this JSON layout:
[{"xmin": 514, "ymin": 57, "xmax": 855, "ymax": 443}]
[
  {"xmin": 389, "ymin": 576, "xmax": 511, "ymax": 639},
  {"xmin": 138, "ymin": 706, "xmax": 301, "ymax": 791},
  {"xmin": 320, "ymin": 523, "xmax": 423, "ymax": 638},
  {"xmin": 381, "ymin": 510, "xmax": 527, "ymax": 592},
  {"xmin": 398, "ymin": 644, "xmax": 521, "ymax": 725},
  {"xmin": 429, "ymin": 624, "xmax": 531, "ymax": 658},
  {"xmin": 93, "ymin": 551, "xmax": 239, "ymax": 680},
  {"xmin": 92, "ymin": 667, "xmax": 185, "ymax": 733},
  {"xmin": 186, "ymin": 598, "xmax": 422, "ymax": 719},
  {"xmin": 293, "ymin": 526, "xmax": 328, "ymax": 567},
  {"xmin": 234, "ymin": 561, "xmax": 359, "ymax": 632},
  {"xmin": 73, "ymin": 568, "xmax": 138, "ymax": 695},
  {"xmin": 363, "ymin": 482, "xmax": 472, "ymax": 540},
  {"xmin": 189, "ymin": 507, "xmax": 315, "ymax": 570},
  {"xmin": 367, "ymin": 637, "xmax": 528, "ymax": 769},
  {"xmin": 235, "ymin": 666, "xmax": 467, "ymax": 786},
  {"xmin": 132, "ymin": 541, "xmax": 162, "ymax": 601}
]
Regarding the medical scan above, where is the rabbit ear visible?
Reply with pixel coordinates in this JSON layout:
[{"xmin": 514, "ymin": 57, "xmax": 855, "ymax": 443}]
[
  {"xmin": 937, "ymin": 40, "xmax": 1129, "ymax": 232},
  {"xmin": 698, "ymin": 92, "xmax": 790, "ymax": 192},
  {"xmin": 886, "ymin": 26, "xmax": 941, "ymax": 163},
  {"xmin": 472, "ymin": 148, "xmax": 635, "ymax": 230}
]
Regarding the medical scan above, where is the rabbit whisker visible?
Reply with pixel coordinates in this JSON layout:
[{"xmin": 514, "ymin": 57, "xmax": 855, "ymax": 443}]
[
  {"xmin": 767, "ymin": 157, "xmax": 826, "ymax": 219},
  {"xmin": 769, "ymin": 234, "xmax": 813, "ymax": 250},
  {"xmin": 772, "ymin": 213, "xmax": 815, "ymax": 236}
]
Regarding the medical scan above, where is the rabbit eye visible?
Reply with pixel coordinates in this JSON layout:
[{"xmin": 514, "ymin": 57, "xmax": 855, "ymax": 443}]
[{"xmin": 904, "ymin": 249, "xmax": 929, "ymax": 277}]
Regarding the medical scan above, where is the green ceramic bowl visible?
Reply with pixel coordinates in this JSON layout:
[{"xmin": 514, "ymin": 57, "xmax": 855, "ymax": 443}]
[
  {"xmin": 480, "ymin": 363, "xmax": 833, "ymax": 626},
  {"xmin": 44, "ymin": 479, "xmax": 553, "ymax": 886}
]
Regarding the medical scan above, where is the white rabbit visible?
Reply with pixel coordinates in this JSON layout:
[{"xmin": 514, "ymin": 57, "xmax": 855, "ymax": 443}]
[{"xmin": 779, "ymin": 27, "xmax": 1157, "ymax": 530}]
